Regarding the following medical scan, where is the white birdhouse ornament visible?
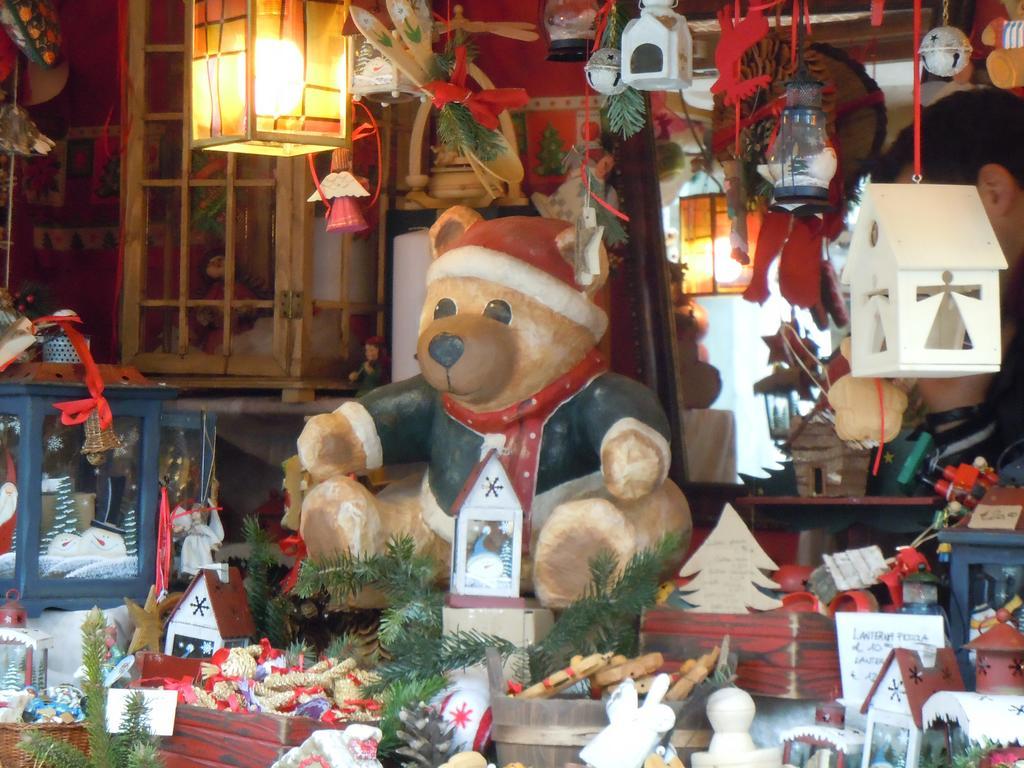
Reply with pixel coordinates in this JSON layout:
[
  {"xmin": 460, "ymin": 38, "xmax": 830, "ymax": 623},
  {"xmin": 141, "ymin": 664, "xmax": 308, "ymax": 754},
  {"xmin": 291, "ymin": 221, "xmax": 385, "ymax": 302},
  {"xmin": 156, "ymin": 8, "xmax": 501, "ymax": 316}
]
[
  {"xmin": 620, "ymin": 0, "xmax": 693, "ymax": 91},
  {"xmin": 844, "ymin": 183, "xmax": 1007, "ymax": 378},
  {"xmin": 451, "ymin": 451, "xmax": 523, "ymax": 600}
]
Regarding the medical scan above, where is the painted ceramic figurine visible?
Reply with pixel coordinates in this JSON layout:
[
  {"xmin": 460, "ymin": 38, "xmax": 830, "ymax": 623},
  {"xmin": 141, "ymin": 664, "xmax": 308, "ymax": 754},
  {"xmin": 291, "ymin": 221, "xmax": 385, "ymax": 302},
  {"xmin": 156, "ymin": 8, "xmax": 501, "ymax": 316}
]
[{"xmin": 348, "ymin": 336, "xmax": 388, "ymax": 397}]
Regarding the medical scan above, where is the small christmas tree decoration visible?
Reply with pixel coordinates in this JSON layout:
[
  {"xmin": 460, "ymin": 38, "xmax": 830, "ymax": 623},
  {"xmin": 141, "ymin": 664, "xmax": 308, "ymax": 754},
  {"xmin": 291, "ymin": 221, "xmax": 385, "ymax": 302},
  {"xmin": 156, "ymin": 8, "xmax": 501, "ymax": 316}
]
[
  {"xmin": 919, "ymin": 26, "xmax": 973, "ymax": 77},
  {"xmin": 585, "ymin": 48, "xmax": 626, "ymax": 95},
  {"xmin": 395, "ymin": 701, "xmax": 455, "ymax": 768},
  {"xmin": 620, "ymin": 0, "xmax": 693, "ymax": 91},
  {"xmin": 675, "ymin": 504, "xmax": 782, "ymax": 613},
  {"xmin": 535, "ymin": 123, "xmax": 568, "ymax": 177}
]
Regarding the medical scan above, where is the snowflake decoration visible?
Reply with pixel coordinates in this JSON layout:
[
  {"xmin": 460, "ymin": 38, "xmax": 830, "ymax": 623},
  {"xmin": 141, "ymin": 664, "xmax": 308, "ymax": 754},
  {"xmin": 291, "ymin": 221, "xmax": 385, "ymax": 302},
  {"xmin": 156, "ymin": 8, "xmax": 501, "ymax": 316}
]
[
  {"xmin": 45, "ymin": 434, "xmax": 63, "ymax": 453},
  {"xmin": 1010, "ymin": 658, "xmax": 1024, "ymax": 677},
  {"xmin": 978, "ymin": 659, "xmax": 992, "ymax": 676},
  {"xmin": 887, "ymin": 677, "xmax": 904, "ymax": 703},
  {"xmin": 483, "ymin": 476, "xmax": 504, "ymax": 498},
  {"xmin": 201, "ymin": 640, "xmax": 214, "ymax": 656},
  {"xmin": 3, "ymin": 419, "xmax": 19, "ymax": 435},
  {"xmin": 499, "ymin": 521, "xmax": 513, "ymax": 536},
  {"xmin": 190, "ymin": 596, "xmax": 210, "ymax": 617},
  {"xmin": 120, "ymin": 427, "xmax": 140, "ymax": 446},
  {"xmin": 941, "ymin": 666, "xmax": 953, "ymax": 681},
  {"xmin": 1011, "ymin": 704, "xmax": 1024, "ymax": 716},
  {"xmin": 909, "ymin": 666, "xmax": 923, "ymax": 684},
  {"xmin": 113, "ymin": 442, "xmax": 129, "ymax": 458},
  {"xmin": 448, "ymin": 702, "xmax": 474, "ymax": 729}
]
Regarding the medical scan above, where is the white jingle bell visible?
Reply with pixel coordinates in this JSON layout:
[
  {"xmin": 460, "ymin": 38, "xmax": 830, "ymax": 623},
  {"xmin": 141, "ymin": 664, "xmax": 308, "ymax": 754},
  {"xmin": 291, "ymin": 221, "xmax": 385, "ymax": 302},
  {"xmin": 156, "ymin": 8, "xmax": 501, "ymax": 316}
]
[
  {"xmin": 919, "ymin": 26, "xmax": 973, "ymax": 77},
  {"xmin": 585, "ymin": 47, "xmax": 627, "ymax": 95}
]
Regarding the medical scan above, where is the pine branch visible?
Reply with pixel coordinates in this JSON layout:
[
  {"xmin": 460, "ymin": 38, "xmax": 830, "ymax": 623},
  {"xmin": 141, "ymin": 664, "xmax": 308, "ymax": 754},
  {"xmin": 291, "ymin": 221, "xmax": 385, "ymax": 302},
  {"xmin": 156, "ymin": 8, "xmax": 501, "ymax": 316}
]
[
  {"xmin": 605, "ymin": 86, "xmax": 646, "ymax": 139},
  {"xmin": 436, "ymin": 104, "xmax": 504, "ymax": 162},
  {"xmin": 18, "ymin": 731, "xmax": 90, "ymax": 768},
  {"xmin": 263, "ymin": 595, "xmax": 292, "ymax": 650},
  {"xmin": 126, "ymin": 743, "xmax": 164, "ymax": 768},
  {"xmin": 80, "ymin": 608, "xmax": 118, "ymax": 768},
  {"xmin": 242, "ymin": 516, "xmax": 278, "ymax": 639},
  {"xmin": 285, "ymin": 640, "xmax": 316, "ymax": 669},
  {"xmin": 601, "ymin": 1, "xmax": 631, "ymax": 49},
  {"xmin": 113, "ymin": 691, "xmax": 163, "ymax": 768}
]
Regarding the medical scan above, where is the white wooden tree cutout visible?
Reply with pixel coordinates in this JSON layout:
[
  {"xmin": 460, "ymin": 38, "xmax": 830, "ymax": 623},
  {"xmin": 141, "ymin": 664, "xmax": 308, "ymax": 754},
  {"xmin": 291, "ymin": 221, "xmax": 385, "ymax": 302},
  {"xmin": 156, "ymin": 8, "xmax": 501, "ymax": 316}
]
[
  {"xmin": 677, "ymin": 504, "xmax": 782, "ymax": 613},
  {"xmin": 917, "ymin": 271, "xmax": 981, "ymax": 351}
]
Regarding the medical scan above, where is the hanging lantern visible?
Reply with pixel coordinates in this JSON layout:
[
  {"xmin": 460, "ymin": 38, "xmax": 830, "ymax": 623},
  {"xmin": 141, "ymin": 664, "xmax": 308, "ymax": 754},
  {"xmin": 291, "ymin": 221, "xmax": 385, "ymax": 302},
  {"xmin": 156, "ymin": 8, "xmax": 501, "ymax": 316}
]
[
  {"xmin": 677, "ymin": 194, "xmax": 754, "ymax": 295},
  {"xmin": 919, "ymin": 26, "xmax": 973, "ymax": 77},
  {"xmin": 585, "ymin": 47, "xmax": 626, "ymax": 95},
  {"xmin": 620, "ymin": 0, "xmax": 693, "ymax": 91},
  {"xmin": 349, "ymin": 34, "xmax": 421, "ymax": 105},
  {"xmin": 190, "ymin": 0, "xmax": 350, "ymax": 156},
  {"xmin": 764, "ymin": 71, "xmax": 837, "ymax": 215},
  {"xmin": 542, "ymin": 0, "xmax": 599, "ymax": 62}
]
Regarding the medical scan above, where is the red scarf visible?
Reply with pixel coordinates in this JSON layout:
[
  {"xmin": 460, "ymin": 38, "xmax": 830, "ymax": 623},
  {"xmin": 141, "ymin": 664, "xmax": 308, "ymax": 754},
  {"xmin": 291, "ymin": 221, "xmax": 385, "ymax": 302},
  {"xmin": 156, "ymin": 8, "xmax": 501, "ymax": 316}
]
[{"xmin": 442, "ymin": 350, "xmax": 608, "ymax": 551}]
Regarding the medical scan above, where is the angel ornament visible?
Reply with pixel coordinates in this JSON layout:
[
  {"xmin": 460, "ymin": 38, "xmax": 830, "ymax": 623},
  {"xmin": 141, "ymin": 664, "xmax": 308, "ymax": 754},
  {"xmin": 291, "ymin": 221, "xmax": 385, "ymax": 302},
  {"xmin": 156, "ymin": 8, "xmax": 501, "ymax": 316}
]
[
  {"xmin": 179, "ymin": 503, "xmax": 224, "ymax": 577},
  {"xmin": 307, "ymin": 147, "xmax": 369, "ymax": 234}
]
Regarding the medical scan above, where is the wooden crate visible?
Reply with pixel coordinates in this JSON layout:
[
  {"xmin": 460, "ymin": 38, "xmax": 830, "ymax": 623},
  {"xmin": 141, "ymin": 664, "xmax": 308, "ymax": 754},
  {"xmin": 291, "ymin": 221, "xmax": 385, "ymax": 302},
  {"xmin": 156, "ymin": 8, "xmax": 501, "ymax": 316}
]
[
  {"xmin": 641, "ymin": 609, "xmax": 840, "ymax": 700},
  {"xmin": 485, "ymin": 650, "xmax": 710, "ymax": 767},
  {"xmin": 157, "ymin": 705, "xmax": 346, "ymax": 767}
]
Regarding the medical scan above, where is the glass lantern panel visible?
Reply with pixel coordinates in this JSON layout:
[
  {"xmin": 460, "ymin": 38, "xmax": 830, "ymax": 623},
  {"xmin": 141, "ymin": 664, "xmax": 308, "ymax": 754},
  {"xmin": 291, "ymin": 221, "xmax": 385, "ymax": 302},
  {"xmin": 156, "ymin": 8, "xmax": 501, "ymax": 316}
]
[
  {"xmin": 0, "ymin": 415, "xmax": 19, "ymax": 580},
  {"xmin": 39, "ymin": 415, "xmax": 142, "ymax": 579},
  {"xmin": 458, "ymin": 516, "xmax": 518, "ymax": 597},
  {"xmin": 920, "ymin": 728, "xmax": 949, "ymax": 768},
  {"xmin": 787, "ymin": 742, "xmax": 813, "ymax": 767},
  {"xmin": 159, "ymin": 420, "xmax": 208, "ymax": 509},
  {"xmin": 630, "ymin": 43, "xmax": 665, "ymax": 74},
  {"xmin": 144, "ymin": 187, "xmax": 182, "ymax": 300},
  {"xmin": 0, "ymin": 642, "xmax": 26, "ymax": 688},
  {"xmin": 867, "ymin": 722, "xmax": 912, "ymax": 768},
  {"xmin": 967, "ymin": 563, "xmax": 1024, "ymax": 646}
]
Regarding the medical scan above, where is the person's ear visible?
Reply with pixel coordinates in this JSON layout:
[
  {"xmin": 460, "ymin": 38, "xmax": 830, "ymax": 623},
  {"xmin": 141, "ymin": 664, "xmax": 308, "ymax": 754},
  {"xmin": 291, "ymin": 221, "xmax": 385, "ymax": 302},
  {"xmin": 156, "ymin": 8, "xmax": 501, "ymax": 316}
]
[{"xmin": 977, "ymin": 163, "xmax": 1021, "ymax": 218}]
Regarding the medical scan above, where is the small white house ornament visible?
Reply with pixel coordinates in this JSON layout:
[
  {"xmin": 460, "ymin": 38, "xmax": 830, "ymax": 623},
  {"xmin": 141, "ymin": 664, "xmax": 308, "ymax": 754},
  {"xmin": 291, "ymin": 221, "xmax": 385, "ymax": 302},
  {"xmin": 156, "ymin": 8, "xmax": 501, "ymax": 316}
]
[
  {"xmin": 620, "ymin": 0, "xmax": 693, "ymax": 91},
  {"xmin": 844, "ymin": 183, "xmax": 1007, "ymax": 378},
  {"xmin": 451, "ymin": 451, "xmax": 523, "ymax": 600}
]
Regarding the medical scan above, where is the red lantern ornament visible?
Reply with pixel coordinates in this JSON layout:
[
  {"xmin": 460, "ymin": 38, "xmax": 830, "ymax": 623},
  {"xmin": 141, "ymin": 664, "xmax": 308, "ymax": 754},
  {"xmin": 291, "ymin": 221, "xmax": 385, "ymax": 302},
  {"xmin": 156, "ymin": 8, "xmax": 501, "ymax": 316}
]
[{"xmin": 0, "ymin": 589, "xmax": 27, "ymax": 627}]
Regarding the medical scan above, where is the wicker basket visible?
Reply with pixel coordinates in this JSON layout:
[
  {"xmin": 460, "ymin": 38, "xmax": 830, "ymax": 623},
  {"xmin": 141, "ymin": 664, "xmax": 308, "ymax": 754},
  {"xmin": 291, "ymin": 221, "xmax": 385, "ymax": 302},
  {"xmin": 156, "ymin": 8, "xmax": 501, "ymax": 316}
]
[{"xmin": 0, "ymin": 722, "xmax": 89, "ymax": 768}]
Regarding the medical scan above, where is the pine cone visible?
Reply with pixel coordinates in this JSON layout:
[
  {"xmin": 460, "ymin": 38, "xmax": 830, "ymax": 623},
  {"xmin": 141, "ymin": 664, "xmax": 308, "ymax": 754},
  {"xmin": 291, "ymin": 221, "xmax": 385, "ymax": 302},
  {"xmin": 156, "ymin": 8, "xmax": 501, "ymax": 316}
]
[{"xmin": 395, "ymin": 702, "xmax": 455, "ymax": 768}]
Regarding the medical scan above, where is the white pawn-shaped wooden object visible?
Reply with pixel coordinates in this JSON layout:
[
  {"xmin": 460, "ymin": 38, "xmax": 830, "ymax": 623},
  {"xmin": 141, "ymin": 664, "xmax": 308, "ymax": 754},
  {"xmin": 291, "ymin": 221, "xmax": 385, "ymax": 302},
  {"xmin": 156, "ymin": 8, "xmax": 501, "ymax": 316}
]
[{"xmin": 691, "ymin": 688, "xmax": 782, "ymax": 768}]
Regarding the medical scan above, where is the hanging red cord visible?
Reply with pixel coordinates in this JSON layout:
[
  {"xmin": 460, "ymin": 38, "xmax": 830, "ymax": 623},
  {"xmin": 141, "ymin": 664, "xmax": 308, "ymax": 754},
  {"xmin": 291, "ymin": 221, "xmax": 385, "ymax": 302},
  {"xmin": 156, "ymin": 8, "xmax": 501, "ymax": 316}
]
[
  {"xmin": 912, "ymin": 0, "xmax": 922, "ymax": 180},
  {"xmin": 592, "ymin": 0, "xmax": 617, "ymax": 55},
  {"xmin": 872, "ymin": 377, "xmax": 886, "ymax": 476},
  {"xmin": 353, "ymin": 100, "xmax": 382, "ymax": 208},
  {"xmin": 581, "ymin": 69, "xmax": 629, "ymax": 222}
]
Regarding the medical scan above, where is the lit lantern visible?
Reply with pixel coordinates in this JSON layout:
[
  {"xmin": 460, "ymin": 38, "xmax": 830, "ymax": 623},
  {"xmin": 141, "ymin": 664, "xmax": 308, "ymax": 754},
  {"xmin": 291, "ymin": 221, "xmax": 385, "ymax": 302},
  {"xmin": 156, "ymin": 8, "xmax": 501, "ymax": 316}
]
[
  {"xmin": 620, "ymin": 0, "xmax": 693, "ymax": 91},
  {"xmin": 843, "ymin": 184, "xmax": 1007, "ymax": 378},
  {"xmin": 754, "ymin": 366, "xmax": 801, "ymax": 443},
  {"xmin": 542, "ymin": 0, "xmax": 599, "ymax": 62},
  {"xmin": 763, "ymin": 71, "xmax": 837, "ymax": 214},
  {"xmin": 190, "ymin": 0, "xmax": 350, "ymax": 156},
  {"xmin": 349, "ymin": 34, "xmax": 421, "ymax": 105},
  {"xmin": 678, "ymin": 194, "xmax": 753, "ymax": 295},
  {"xmin": 449, "ymin": 452, "xmax": 523, "ymax": 605}
]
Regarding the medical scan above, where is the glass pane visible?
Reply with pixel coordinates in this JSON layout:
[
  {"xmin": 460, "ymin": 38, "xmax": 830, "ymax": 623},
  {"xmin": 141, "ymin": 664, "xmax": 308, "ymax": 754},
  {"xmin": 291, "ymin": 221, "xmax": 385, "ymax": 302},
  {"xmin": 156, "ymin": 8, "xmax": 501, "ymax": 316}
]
[
  {"xmin": 236, "ymin": 155, "xmax": 275, "ymax": 180},
  {"xmin": 141, "ymin": 307, "xmax": 181, "ymax": 354},
  {"xmin": 225, "ymin": 305, "xmax": 274, "ymax": 357},
  {"xmin": 308, "ymin": 308, "xmax": 345, "ymax": 361},
  {"xmin": 144, "ymin": 120, "xmax": 182, "ymax": 179},
  {"xmin": 234, "ymin": 186, "xmax": 276, "ymax": 303},
  {"xmin": 144, "ymin": 187, "xmax": 181, "ymax": 300},
  {"xmin": 145, "ymin": 53, "xmax": 185, "ymax": 113},
  {"xmin": 189, "ymin": 186, "xmax": 227, "ymax": 301},
  {"xmin": 190, "ymin": 150, "xmax": 227, "ymax": 180},
  {"xmin": 39, "ymin": 415, "xmax": 141, "ymax": 578},
  {"xmin": 148, "ymin": 0, "xmax": 184, "ymax": 45},
  {"xmin": 0, "ymin": 415, "xmax": 19, "ymax": 579},
  {"xmin": 867, "ymin": 723, "xmax": 911, "ymax": 768},
  {"xmin": 967, "ymin": 563, "xmax": 1024, "ymax": 647},
  {"xmin": 160, "ymin": 421, "xmax": 206, "ymax": 508}
]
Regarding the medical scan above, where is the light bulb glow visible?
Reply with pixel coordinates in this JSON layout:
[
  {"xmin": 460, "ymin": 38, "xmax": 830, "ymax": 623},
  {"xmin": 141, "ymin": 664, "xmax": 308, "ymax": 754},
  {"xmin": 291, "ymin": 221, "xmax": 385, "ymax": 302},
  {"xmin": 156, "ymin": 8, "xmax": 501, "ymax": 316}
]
[
  {"xmin": 254, "ymin": 38, "xmax": 305, "ymax": 118},
  {"xmin": 712, "ymin": 237, "xmax": 743, "ymax": 285}
]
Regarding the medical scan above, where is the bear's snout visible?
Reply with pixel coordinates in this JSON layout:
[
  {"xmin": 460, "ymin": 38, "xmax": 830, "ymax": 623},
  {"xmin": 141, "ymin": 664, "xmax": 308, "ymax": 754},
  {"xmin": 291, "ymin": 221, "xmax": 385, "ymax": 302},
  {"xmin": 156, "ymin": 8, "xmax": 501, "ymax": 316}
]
[{"xmin": 427, "ymin": 332, "xmax": 465, "ymax": 369}]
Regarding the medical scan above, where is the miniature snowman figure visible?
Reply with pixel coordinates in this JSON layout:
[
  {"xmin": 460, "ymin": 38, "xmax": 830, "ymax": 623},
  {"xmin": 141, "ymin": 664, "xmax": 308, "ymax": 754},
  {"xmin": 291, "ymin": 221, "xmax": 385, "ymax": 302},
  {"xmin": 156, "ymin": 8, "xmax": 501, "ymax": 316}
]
[
  {"xmin": 179, "ymin": 504, "xmax": 224, "ymax": 576},
  {"xmin": 691, "ymin": 687, "xmax": 783, "ymax": 768},
  {"xmin": 580, "ymin": 674, "xmax": 677, "ymax": 768},
  {"xmin": 466, "ymin": 526, "xmax": 504, "ymax": 589}
]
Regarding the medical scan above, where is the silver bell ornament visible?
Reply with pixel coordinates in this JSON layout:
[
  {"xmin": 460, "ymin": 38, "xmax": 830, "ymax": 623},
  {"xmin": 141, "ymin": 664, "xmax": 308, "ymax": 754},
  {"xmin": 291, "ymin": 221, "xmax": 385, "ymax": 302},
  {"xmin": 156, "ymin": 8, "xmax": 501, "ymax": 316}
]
[
  {"xmin": 919, "ymin": 26, "xmax": 973, "ymax": 77},
  {"xmin": 585, "ymin": 47, "xmax": 627, "ymax": 95}
]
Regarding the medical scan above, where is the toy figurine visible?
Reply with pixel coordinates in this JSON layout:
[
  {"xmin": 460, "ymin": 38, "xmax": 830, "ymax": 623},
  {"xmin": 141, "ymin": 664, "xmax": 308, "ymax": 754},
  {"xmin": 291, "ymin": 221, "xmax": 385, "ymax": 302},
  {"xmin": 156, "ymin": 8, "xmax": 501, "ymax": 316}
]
[
  {"xmin": 193, "ymin": 254, "xmax": 258, "ymax": 355},
  {"xmin": 178, "ymin": 504, "xmax": 224, "ymax": 577},
  {"xmin": 348, "ymin": 336, "xmax": 388, "ymax": 396},
  {"xmin": 579, "ymin": 675, "xmax": 677, "ymax": 768}
]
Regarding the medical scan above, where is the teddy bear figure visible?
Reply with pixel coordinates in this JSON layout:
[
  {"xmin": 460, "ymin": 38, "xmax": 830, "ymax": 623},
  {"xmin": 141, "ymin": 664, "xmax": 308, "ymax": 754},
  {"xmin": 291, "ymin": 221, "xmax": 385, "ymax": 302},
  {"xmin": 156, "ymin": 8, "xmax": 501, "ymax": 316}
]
[{"xmin": 297, "ymin": 206, "xmax": 692, "ymax": 606}]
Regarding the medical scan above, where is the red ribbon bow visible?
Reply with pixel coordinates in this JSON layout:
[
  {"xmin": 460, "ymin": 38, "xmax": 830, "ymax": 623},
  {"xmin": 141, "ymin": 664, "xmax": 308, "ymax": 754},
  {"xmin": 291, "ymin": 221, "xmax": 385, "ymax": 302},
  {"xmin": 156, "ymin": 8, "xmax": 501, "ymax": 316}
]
[
  {"xmin": 278, "ymin": 533, "xmax": 307, "ymax": 593},
  {"xmin": 423, "ymin": 45, "xmax": 528, "ymax": 132},
  {"xmin": 159, "ymin": 676, "xmax": 200, "ymax": 705},
  {"xmin": 34, "ymin": 314, "xmax": 114, "ymax": 430}
]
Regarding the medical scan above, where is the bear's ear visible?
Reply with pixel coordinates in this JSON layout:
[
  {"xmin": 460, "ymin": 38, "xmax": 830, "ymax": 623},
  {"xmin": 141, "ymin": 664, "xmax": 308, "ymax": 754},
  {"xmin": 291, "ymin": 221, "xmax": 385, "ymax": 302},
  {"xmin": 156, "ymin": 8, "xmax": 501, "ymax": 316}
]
[
  {"xmin": 429, "ymin": 206, "xmax": 482, "ymax": 259},
  {"xmin": 555, "ymin": 225, "xmax": 609, "ymax": 296}
]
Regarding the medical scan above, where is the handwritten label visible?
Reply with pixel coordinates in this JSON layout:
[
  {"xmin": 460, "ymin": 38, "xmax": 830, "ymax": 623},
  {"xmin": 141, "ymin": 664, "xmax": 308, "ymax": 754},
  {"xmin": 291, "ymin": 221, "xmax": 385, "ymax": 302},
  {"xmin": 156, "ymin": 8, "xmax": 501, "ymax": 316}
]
[
  {"xmin": 105, "ymin": 689, "xmax": 178, "ymax": 736},
  {"xmin": 969, "ymin": 504, "xmax": 1022, "ymax": 531},
  {"xmin": 835, "ymin": 612, "xmax": 945, "ymax": 705}
]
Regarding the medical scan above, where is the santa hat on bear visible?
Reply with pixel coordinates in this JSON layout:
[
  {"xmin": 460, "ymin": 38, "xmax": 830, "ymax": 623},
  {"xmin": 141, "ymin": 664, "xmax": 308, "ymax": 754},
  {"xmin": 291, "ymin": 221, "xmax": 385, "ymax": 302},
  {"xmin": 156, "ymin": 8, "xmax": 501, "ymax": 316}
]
[{"xmin": 426, "ymin": 207, "xmax": 608, "ymax": 340}]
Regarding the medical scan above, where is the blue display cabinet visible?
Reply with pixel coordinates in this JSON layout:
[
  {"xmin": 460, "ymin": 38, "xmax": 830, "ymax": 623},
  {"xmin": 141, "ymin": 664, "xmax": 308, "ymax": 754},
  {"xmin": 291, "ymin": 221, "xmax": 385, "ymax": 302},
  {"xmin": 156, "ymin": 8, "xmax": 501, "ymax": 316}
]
[{"xmin": 0, "ymin": 363, "xmax": 174, "ymax": 615}]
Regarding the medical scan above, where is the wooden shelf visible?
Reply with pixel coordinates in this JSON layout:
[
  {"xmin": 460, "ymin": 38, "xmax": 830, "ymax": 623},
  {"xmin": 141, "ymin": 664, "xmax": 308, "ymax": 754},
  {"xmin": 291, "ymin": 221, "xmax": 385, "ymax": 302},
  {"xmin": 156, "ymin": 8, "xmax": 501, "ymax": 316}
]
[{"xmin": 734, "ymin": 495, "xmax": 942, "ymax": 508}]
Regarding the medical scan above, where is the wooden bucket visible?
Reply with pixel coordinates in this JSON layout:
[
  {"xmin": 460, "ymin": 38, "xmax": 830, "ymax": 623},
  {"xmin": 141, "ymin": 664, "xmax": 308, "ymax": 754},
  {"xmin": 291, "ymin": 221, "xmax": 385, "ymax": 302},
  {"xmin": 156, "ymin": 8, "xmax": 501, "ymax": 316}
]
[{"xmin": 486, "ymin": 649, "xmax": 711, "ymax": 767}]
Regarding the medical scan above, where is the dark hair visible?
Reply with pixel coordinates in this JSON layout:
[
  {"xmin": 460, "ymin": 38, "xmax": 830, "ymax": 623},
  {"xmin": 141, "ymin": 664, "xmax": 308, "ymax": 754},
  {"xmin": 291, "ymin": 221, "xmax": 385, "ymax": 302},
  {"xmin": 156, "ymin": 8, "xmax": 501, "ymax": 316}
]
[{"xmin": 871, "ymin": 88, "xmax": 1024, "ymax": 187}]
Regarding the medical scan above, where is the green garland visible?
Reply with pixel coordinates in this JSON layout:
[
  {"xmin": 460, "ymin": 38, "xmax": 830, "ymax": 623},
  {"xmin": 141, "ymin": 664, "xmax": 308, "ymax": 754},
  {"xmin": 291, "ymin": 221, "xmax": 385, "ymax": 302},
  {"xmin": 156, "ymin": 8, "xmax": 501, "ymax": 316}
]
[
  {"xmin": 597, "ymin": 1, "xmax": 647, "ymax": 140},
  {"xmin": 241, "ymin": 516, "xmax": 291, "ymax": 649},
  {"xmin": 297, "ymin": 533, "xmax": 681, "ymax": 757}
]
